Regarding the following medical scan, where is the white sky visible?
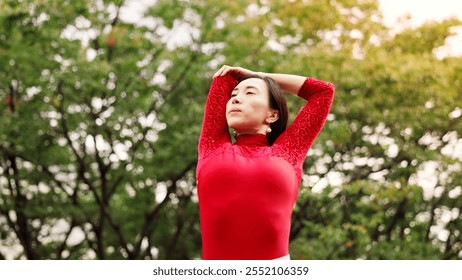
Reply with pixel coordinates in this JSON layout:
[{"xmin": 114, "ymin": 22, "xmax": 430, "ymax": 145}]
[
  {"xmin": 379, "ymin": 0, "xmax": 462, "ymax": 57},
  {"xmin": 379, "ymin": 0, "xmax": 462, "ymax": 26}
]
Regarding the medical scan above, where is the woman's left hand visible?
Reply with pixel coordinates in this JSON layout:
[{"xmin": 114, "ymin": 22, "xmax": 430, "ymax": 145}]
[{"xmin": 213, "ymin": 65, "xmax": 256, "ymax": 80}]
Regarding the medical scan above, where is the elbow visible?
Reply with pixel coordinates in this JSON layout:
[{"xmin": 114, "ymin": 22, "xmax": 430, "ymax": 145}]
[
  {"xmin": 325, "ymin": 82, "xmax": 335, "ymax": 100},
  {"xmin": 328, "ymin": 82, "xmax": 335, "ymax": 95}
]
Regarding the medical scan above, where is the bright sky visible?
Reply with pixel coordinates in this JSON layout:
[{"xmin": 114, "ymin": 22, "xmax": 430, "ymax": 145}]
[
  {"xmin": 379, "ymin": 0, "xmax": 462, "ymax": 26},
  {"xmin": 379, "ymin": 0, "xmax": 462, "ymax": 57}
]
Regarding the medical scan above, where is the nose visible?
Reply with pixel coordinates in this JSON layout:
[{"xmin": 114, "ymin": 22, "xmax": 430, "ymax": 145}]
[{"xmin": 231, "ymin": 95, "xmax": 241, "ymax": 104}]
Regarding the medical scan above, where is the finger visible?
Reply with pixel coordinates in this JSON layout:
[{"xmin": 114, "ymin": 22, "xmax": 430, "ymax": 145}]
[
  {"xmin": 220, "ymin": 67, "xmax": 230, "ymax": 76},
  {"xmin": 212, "ymin": 69, "xmax": 222, "ymax": 78},
  {"xmin": 213, "ymin": 65, "xmax": 227, "ymax": 78}
]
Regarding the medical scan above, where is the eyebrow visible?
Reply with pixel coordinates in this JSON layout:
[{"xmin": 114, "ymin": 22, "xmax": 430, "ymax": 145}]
[{"xmin": 232, "ymin": 85, "xmax": 260, "ymax": 92}]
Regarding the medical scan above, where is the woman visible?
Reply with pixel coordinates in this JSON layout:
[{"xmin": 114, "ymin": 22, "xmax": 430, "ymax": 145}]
[{"xmin": 196, "ymin": 65, "xmax": 335, "ymax": 260}]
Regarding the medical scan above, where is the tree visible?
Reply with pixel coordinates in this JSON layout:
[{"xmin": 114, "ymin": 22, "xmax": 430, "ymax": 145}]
[
  {"xmin": 290, "ymin": 17, "xmax": 462, "ymax": 259},
  {"xmin": 1, "ymin": 0, "xmax": 204, "ymax": 259},
  {"xmin": 1, "ymin": 0, "xmax": 461, "ymax": 260}
]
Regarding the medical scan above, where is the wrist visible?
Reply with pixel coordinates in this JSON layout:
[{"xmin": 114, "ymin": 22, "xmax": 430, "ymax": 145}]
[{"xmin": 255, "ymin": 71, "xmax": 266, "ymax": 77}]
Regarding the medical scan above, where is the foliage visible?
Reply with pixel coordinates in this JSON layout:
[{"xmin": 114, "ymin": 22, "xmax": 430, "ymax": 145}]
[{"xmin": 0, "ymin": 0, "xmax": 461, "ymax": 259}]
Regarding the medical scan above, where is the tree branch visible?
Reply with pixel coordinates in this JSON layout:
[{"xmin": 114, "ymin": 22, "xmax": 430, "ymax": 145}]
[{"xmin": 132, "ymin": 160, "xmax": 197, "ymax": 258}]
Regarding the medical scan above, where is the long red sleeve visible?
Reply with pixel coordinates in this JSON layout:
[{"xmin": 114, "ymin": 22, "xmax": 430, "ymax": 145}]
[
  {"xmin": 273, "ymin": 77, "xmax": 335, "ymax": 178},
  {"xmin": 198, "ymin": 75, "xmax": 237, "ymax": 162},
  {"xmin": 197, "ymin": 74, "xmax": 334, "ymax": 260}
]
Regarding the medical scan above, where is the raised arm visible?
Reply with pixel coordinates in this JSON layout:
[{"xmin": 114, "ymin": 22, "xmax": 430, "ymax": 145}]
[
  {"xmin": 198, "ymin": 73, "xmax": 237, "ymax": 159},
  {"xmin": 214, "ymin": 66, "xmax": 308, "ymax": 94},
  {"xmin": 211, "ymin": 65, "xmax": 335, "ymax": 168},
  {"xmin": 255, "ymin": 72, "xmax": 307, "ymax": 95},
  {"xmin": 272, "ymin": 75, "xmax": 335, "ymax": 168}
]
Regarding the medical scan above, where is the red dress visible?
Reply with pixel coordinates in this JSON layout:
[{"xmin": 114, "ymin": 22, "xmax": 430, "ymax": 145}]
[{"xmin": 196, "ymin": 74, "xmax": 335, "ymax": 259}]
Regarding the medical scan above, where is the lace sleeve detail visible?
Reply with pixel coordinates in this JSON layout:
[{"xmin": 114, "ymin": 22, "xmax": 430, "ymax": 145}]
[
  {"xmin": 273, "ymin": 77, "xmax": 335, "ymax": 169},
  {"xmin": 198, "ymin": 74, "xmax": 237, "ymax": 160}
]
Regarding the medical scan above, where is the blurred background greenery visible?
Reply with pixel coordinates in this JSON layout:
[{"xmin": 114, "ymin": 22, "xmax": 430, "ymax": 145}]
[{"xmin": 0, "ymin": 0, "xmax": 461, "ymax": 260}]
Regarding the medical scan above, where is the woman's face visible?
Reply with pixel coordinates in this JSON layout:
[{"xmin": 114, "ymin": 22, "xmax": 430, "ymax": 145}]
[{"xmin": 226, "ymin": 78, "xmax": 277, "ymax": 135}]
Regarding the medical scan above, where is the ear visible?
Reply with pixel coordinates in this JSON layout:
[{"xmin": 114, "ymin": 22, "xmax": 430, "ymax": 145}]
[{"xmin": 266, "ymin": 109, "xmax": 279, "ymax": 124}]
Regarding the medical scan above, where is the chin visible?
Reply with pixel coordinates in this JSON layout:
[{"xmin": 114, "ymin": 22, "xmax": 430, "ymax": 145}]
[
  {"xmin": 226, "ymin": 120, "xmax": 240, "ymax": 130},
  {"xmin": 228, "ymin": 122, "xmax": 245, "ymax": 130}
]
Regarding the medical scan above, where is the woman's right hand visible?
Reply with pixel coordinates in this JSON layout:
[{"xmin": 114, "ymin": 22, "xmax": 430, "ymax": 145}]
[{"xmin": 213, "ymin": 65, "xmax": 257, "ymax": 80}]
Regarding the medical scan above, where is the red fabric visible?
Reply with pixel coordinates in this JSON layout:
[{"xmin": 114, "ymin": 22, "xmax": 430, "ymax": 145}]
[{"xmin": 197, "ymin": 74, "xmax": 335, "ymax": 260}]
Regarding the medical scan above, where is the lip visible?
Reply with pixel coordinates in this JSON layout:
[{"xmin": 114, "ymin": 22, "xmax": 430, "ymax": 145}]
[{"xmin": 228, "ymin": 109, "xmax": 241, "ymax": 114}]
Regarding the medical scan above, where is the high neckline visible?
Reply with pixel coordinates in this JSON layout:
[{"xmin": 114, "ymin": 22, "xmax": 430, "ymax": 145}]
[{"xmin": 234, "ymin": 133, "xmax": 269, "ymax": 147}]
